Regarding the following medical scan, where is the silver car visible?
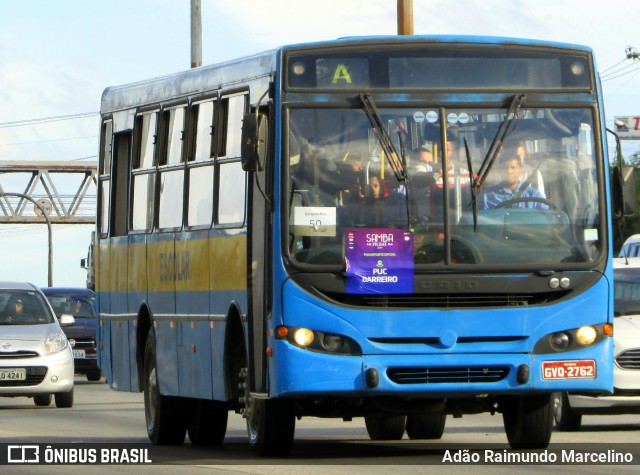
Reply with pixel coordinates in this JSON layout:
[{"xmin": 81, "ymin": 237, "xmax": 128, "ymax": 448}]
[
  {"xmin": 554, "ymin": 257, "xmax": 640, "ymax": 430},
  {"xmin": 0, "ymin": 282, "xmax": 75, "ymax": 407}
]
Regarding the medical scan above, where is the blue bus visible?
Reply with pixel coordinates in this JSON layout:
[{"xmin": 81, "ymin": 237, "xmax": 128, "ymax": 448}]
[{"xmin": 96, "ymin": 36, "xmax": 628, "ymax": 455}]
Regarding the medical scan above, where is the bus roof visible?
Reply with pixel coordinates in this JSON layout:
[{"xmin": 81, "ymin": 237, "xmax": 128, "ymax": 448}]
[
  {"xmin": 100, "ymin": 48, "xmax": 278, "ymax": 114},
  {"xmin": 279, "ymin": 35, "xmax": 593, "ymax": 54},
  {"xmin": 100, "ymin": 35, "xmax": 594, "ymax": 115}
]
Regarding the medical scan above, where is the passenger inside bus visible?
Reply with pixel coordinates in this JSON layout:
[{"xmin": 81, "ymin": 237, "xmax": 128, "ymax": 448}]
[
  {"xmin": 410, "ymin": 145, "xmax": 435, "ymax": 173},
  {"xmin": 290, "ymin": 139, "xmax": 343, "ymax": 205}
]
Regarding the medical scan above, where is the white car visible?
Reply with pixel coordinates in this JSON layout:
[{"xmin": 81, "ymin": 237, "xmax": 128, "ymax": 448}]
[
  {"xmin": 0, "ymin": 282, "xmax": 75, "ymax": 407},
  {"xmin": 553, "ymin": 257, "xmax": 640, "ymax": 430}
]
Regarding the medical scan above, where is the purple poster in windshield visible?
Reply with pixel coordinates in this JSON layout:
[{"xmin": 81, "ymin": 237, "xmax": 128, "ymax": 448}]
[{"xmin": 345, "ymin": 228, "xmax": 414, "ymax": 294}]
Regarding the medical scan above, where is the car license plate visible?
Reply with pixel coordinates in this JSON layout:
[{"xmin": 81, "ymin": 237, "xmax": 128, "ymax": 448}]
[
  {"xmin": 73, "ymin": 349, "xmax": 86, "ymax": 358},
  {"xmin": 542, "ymin": 360, "xmax": 596, "ymax": 379},
  {"xmin": 0, "ymin": 368, "xmax": 26, "ymax": 381}
]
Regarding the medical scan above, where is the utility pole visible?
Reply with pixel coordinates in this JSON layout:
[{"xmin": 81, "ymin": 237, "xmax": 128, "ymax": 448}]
[
  {"xmin": 397, "ymin": 0, "xmax": 414, "ymax": 35},
  {"xmin": 191, "ymin": 0, "xmax": 202, "ymax": 68}
]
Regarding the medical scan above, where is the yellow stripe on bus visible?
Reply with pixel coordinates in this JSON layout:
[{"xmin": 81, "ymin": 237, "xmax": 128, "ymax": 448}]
[{"xmin": 97, "ymin": 235, "xmax": 247, "ymax": 293}]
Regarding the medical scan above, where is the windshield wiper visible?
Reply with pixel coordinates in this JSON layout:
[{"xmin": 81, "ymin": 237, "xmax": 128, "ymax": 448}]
[
  {"xmin": 475, "ymin": 93, "xmax": 526, "ymax": 189},
  {"xmin": 359, "ymin": 93, "xmax": 416, "ymax": 227},
  {"xmin": 463, "ymin": 137, "xmax": 479, "ymax": 231},
  {"xmin": 359, "ymin": 93, "xmax": 406, "ymax": 182}
]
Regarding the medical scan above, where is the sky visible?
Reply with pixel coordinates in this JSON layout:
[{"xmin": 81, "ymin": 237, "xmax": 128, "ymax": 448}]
[{"xmin": 1, "ymin": 0, "xmax": 640, "ymax": 288}]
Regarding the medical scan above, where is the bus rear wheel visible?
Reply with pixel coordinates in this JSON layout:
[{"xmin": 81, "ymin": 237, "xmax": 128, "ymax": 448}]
[
  {"xmin": 405, "ymin": 413, "xmax": 446, "ymax": 439},
  {"xmin": 144, "ymin": 332, "xmax": 186, "ymax": 445},
  {"xmin": 187, "ymin": 399, "xmax": 228, "ymax": 445},
  {"xmin": 502, "ymin": 394, "xmax": 553, "ymax": 449},
  {"xmin": 240, "ymin": 368, "xmax": 295, "ymax": 456},
  {"xmin": 364, "ymin": 415, "xmax": 407, "ymax": 440}
]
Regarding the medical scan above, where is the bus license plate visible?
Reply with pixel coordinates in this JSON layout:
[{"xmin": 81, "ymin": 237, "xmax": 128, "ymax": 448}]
[
  {"xmin": 0, "ymin": 368, "xmax": 27, "ymax": 381},
  {"xmin": 542, "ymin": 360, "xmax": 596, "ymax": 379},
  {"xmin": 73, "ymin": 349, "xmax": 86, "ymax": 359}
]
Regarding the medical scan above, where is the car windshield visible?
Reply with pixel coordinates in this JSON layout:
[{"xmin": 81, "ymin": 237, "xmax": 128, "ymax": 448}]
[
  {"xmin": 287, "ymin": 106, "xmax": 601, "ymax": 268},
  {"xmin": 614, "ymin": 269, "xmax": 640, "ymax": 316},
  {"xmin": 0, "ymin": 290, "xmax": 55, "ymax": 325},
  {"xmin": 44, "ymin": 294, "xmax": 96, "ymax": 319}
]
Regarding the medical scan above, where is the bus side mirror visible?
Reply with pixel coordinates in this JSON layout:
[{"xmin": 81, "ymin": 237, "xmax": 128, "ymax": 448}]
[
  {"xmin": 80, "ymin": 258, "xmax": 87, "ymax": 269},
  {"xmin": 612, "ymin": 165, "xmax": 637, "ymax": 219},
  {"xmin": 241, "ymin": 113, "xmax": 268, "ymax": 172}
]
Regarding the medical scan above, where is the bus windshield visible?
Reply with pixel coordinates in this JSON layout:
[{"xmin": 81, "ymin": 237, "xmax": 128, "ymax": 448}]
[{"xmin": 287, "ymin": 105, "xmax": 600, "ymax": 268}]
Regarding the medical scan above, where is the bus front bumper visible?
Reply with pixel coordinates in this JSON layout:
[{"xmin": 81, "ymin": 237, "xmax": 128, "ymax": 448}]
[{"xmin": 269, "ymin": 340, "xmax": 613, "ymax": 397}]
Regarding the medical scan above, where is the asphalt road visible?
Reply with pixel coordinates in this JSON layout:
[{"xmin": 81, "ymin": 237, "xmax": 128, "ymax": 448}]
[{"xmin": 0, "ymin": 377, "xmax": 639, "ymax": 474}]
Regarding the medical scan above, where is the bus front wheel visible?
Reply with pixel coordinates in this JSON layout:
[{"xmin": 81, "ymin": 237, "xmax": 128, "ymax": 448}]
[
  {"xmin": 240, "ymin": 368, "xmax": 296, "ymax": 456},
  {"xmin": 552, "ymin": 392, "xmax": 582, "ymax": 431},
  {"xmin": 364, "ymin": 415, "xmax": 407, "ymax": 440},
  {"xmin": 502, "ymin": 394, "xmax": 553, "ymax": 449},
  {"xmin": 144, "ymin": 332, "xmax": 186, "ymax": 445},
  {"xmin": 405, "ymin": 413, "xmax": 446, "ymax": 439}
]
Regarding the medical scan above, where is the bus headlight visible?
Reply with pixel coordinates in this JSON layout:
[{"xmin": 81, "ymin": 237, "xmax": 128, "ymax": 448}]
[
  {"xmin": 549, "ymin": 332, "xmax": 570, "ymax": 351},
  {"xmin": 533, "ymin": 323, "xmax": 609, "ymax": 354},
  {"xmin": 293, "ymin": 328, "xmax": 315, "ymax": 347},
  {"xmin": 322, "ymin": 334, "xmax": 344, "ymax": 352},
  {"xmin": 576, "ymin": 326, "xmax": 597, "ymax": 345},
  {"xmin": 276, "ymin": 326, "xmax": 362, "ymax": 356}
]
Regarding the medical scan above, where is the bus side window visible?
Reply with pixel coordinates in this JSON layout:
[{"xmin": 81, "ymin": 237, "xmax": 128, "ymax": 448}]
[
  {"xmin": 187, "ymin": 100, "xmax": 216, "ymax": 227},
  {"xmin": 111, "ymin": 132, "xmax": 132, "ymax": 237},
  {"xmin": 158, "ymin": 106, "xmax": 186, "ymax": 229},
  {"xmin": 131, "ymin": 112, "xmax": 158, "ymax": 232},
  {"xmin": 217, "ymin": 94, "xmax": 248, "ymax": 226}
]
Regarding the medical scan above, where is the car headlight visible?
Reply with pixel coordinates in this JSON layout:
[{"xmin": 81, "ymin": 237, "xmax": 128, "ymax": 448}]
[{"xmin": 44, "ymin": 330, "xmax": 69, "ymax": 354}]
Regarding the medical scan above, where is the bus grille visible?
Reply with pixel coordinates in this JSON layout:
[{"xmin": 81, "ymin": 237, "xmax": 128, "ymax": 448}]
[
  {"xmin": 388, "ymin": 366, "xmax": 509, "ymax": 384},
  {"xmin": 324, "ymin": 292, "xmax": 562, "ymax": 309},
  {"xmin": 616, "ymin": 349, "xmax": 640, "ymax": 370},
  {"xmin": 0, "ymin": 366, "xmax": 47, "ymax": 387}
]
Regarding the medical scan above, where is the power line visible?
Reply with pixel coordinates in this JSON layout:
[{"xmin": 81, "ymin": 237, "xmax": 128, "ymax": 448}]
[
  {"xmin": 0, "ymin": 135, "xmax": 97, "ymax": 147},
  {"xmin": 601, "ymin": 60, "xmax": 640, "ymax": 80},
  {"xmin": 600, "ymin": 46, "xmax": 640, "ymax": 81},
  {"xmin": 600, "ymin": 57, "xmax": 628, "ymax": 74},
  {"xmin": 0, "ymin": 112, "xmax": 98, "ymax": 129}
]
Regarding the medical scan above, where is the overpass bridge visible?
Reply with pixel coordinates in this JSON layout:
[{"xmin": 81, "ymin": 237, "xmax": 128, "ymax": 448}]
[{"xmin": 0, "ymin": 161, "xmax": 97, "ymax": 224}]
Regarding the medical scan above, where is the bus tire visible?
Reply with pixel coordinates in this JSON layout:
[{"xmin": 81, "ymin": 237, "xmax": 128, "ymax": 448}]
[
  {"xmin": 405, "ymin": 413, "xmax": 446, "ymax": 439},
  {"xmin": 364, "ymin": 415, "xmax": 407, "ymax": 440},
  {"xmin": 240, "ymin": 368, "xmax": 295, "ymax": 456},
  {"xmin": 187, "ymin": 399, "xmax": 228, "ymax": 445},
  {"xmin": 552, "ymin": 392, "xmax": 582, "ymax": 431},
  {"xmin": 144, "ymin": 332, "xmax": 186, "ymax": 445},
  {"xmin": 502, "ymin": 394, "xmax": 553, "ymax": 449}
]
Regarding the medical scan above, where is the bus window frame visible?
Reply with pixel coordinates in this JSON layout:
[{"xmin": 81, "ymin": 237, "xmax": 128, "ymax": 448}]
[
  {"xmin": 98, "ymin": 119, "xmax": 113, "ymax": 239},
  {"xmin": 156, "ymin": 101, "xmax": 188, "ymax": 233},
  {"xmin": 184, "ymin": 93, "xmax": 219, "ymax": 231},
  {"xmin": 130, "ymin": 108, "xmax": 160, "ymax": 235},
  {"xmin": 214, "ymin": 89, "xmax": 250, "ymax": 229}
]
